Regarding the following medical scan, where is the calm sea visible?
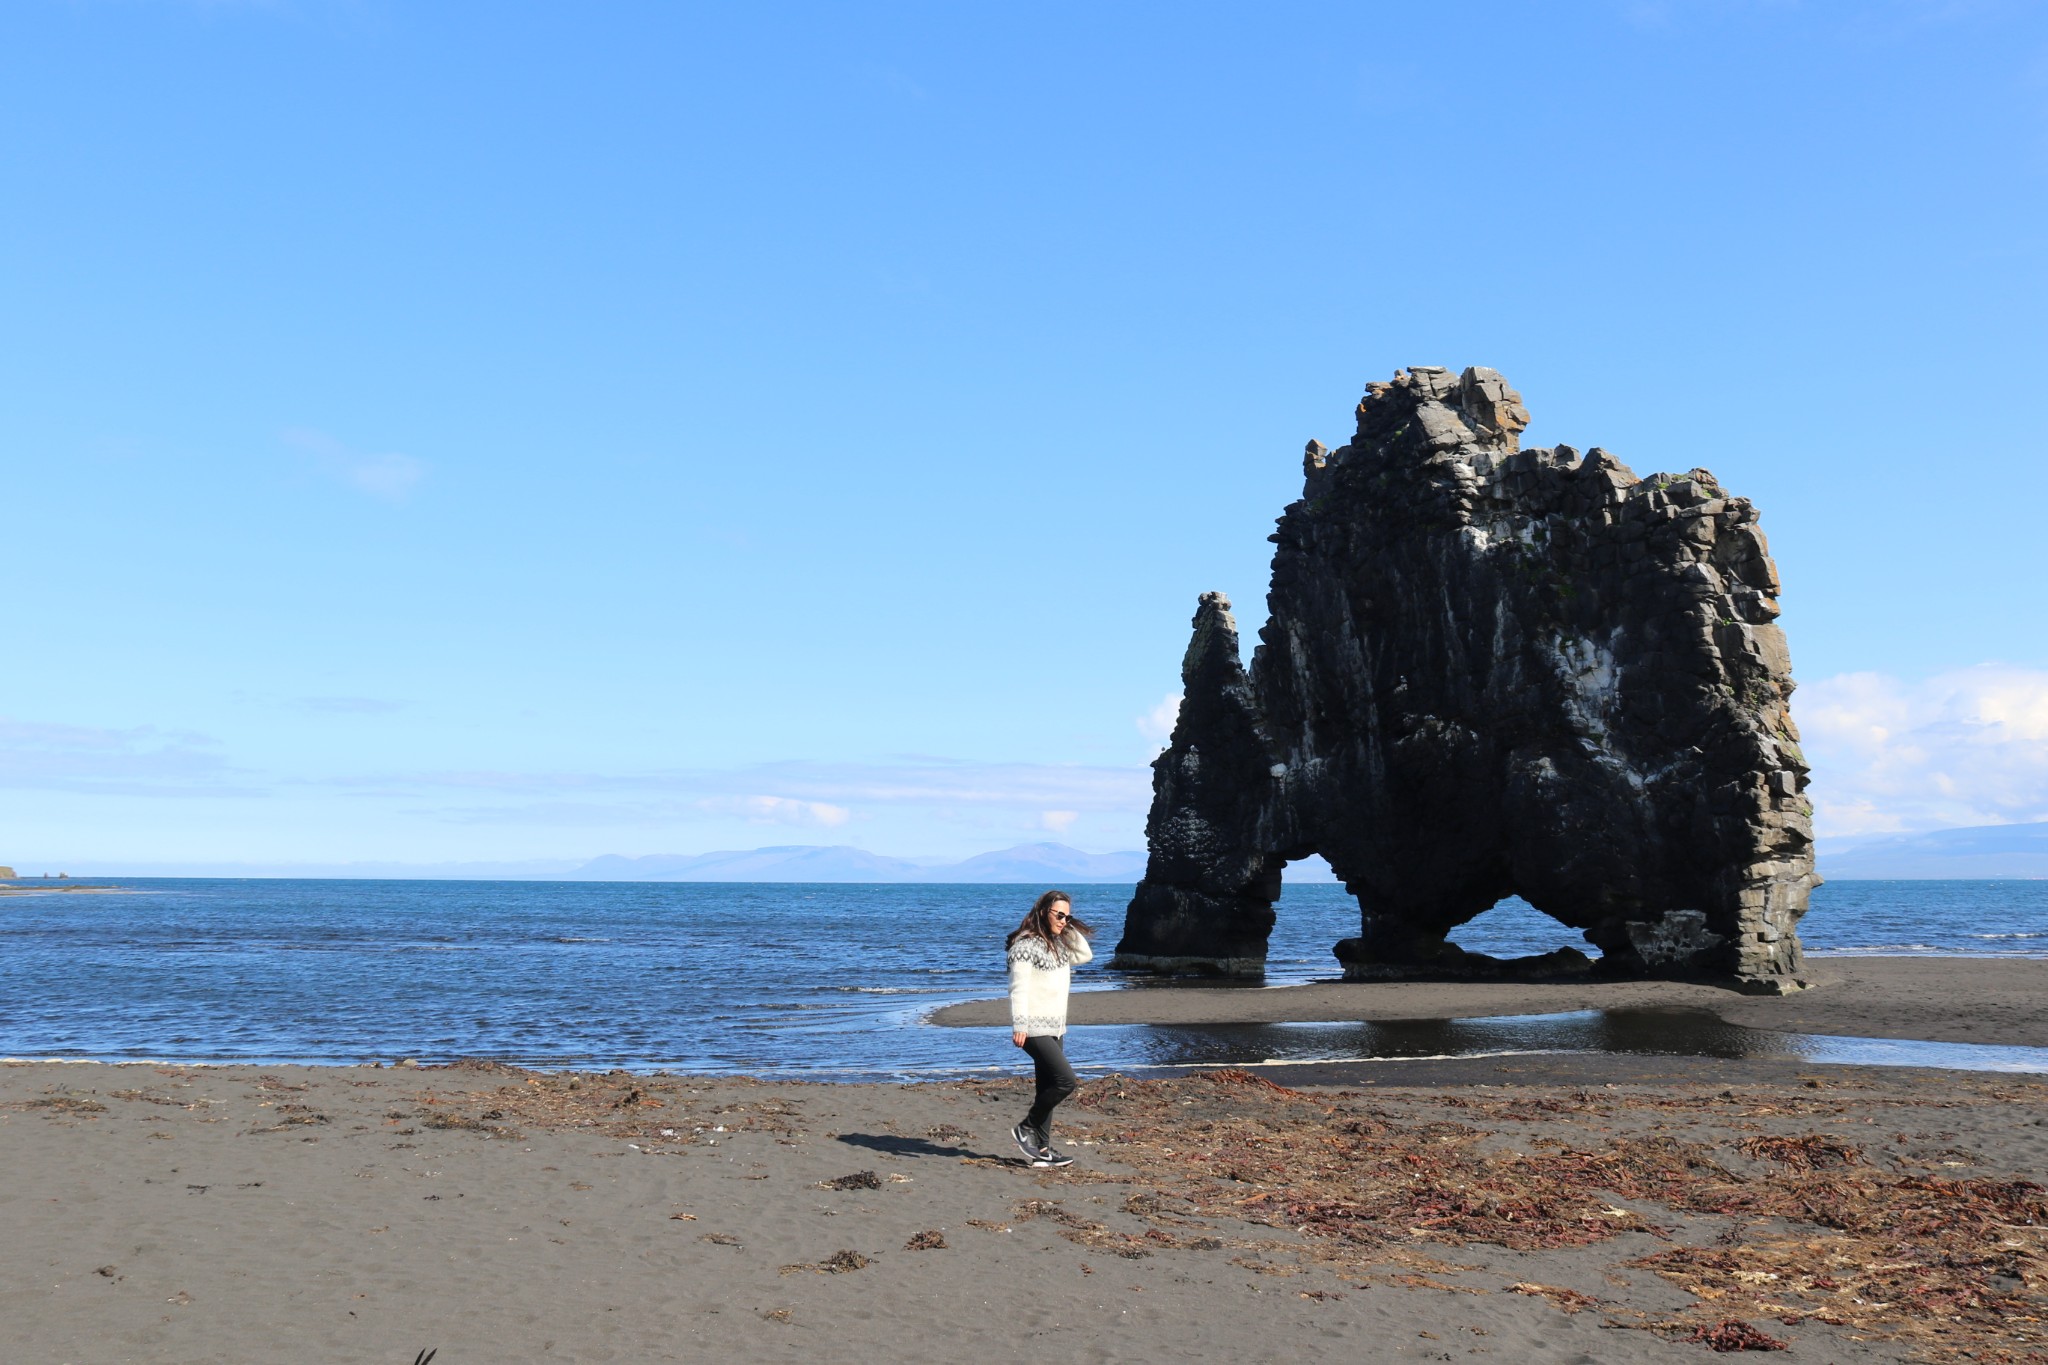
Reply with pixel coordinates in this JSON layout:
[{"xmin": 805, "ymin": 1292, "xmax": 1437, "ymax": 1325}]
[{"xmin": 1, "ymin": 879, "xmax": 2042, "ymax": 1076}]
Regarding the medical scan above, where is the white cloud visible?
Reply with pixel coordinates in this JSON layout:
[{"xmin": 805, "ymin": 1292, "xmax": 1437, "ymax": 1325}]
[
  {"xmin": 1038, "ymin": 810, "xmax": 1079, "ymax": 832},
  {"xmin": 333, "ymin": 757, "xmax": 1149, "ymax": 810},
  {"xmin": 0, "ymin": 718, "xmax": 255, "ymax": 796},
  {"xmin": 284, "ymin": 428, "xmax": 425, "ymax": 503},
  {"xmin": 1799, "ymin": 665, "xmax": 2048, "ymax": 836},
  {"xmin": 697, "ymin": 795, "xmax": 851, "ymax": 827},
  {"xmin": 1137, "ymin": 693, "xmax": 1181, "ymax": 746}
]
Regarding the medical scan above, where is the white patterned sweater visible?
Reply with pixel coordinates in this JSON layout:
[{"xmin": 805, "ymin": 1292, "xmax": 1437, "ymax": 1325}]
[{"xmin": 1007, "ymin": 929, "xmax": 1094, "ymax": 1038}]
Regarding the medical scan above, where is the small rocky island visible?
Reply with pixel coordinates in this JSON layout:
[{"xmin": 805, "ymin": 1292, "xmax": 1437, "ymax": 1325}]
[{"xmin": 1114, "ymin": 367, "xmax": 1815, "ymax": 993}]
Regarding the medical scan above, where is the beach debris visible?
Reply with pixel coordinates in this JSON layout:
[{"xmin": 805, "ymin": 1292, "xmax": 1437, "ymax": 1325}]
[
  {"xmin": 1013, "ymin": 1198, "xmax": 1089, "ymax": 1227},
  {"xmin": 903, "ymin": 1229, "xmax": 947, "ymax": 1251},
  {"xmin": 1736, "ymin": 1134, "xmax": 1859, "ymax": 1171},
  {"xmin": 698, "ymin": 1232, "xmax": 743, "ymax": 1249},
  {"xmin": 109, "ymin": 1087, "xmax": 203, "ymax": 1108},
  {"xmin": 417, "ymin": 1109, "xmax": 518, "ymax": 1138},
  {"xmin": 244, "ymin": 1103, "xmax": 330, "ymax": 1135},
  {"xmin": 816, "ymin": 1170, "xmax": 882, "ymax": 1191},
  {"xmin": 781, "ymin": 1250, "xmax": 870, "ymax": 1275},
  {"xmin": 1508, "ymin": 1282, "xmax": 1600, "ymax": 1313},
  {"xmin": 1013, "ymin": 1199, "xmax": 1154, "ymax": 1259},
  {"xmin": 1683, "ymin": 1319, "xmax": 1787, "ymax": 1351},
  {"xmin": 252, "ymin": 1075, "xmax": 311, "ymax": 1092},
  {"xmin": 1233, "ymin": 1255, "xmax": 1301, "ymax": 1277},
  {"xmin": 18, "ymin": 1093, "xmax": 107, "ymax": 1115},
  {"xmin": 1388, "ymin": 1273, "xmax": 1483, "ymax": 1295},
  {"xmin": 1202, "ymin": 1068, "xmax": 1305, "ymax": 1097}
]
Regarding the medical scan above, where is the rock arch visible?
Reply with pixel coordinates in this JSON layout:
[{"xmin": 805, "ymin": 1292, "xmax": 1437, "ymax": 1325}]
[{"xmin": 1111, "ymin": 367, "xmax": 1815, "ymax": 993}]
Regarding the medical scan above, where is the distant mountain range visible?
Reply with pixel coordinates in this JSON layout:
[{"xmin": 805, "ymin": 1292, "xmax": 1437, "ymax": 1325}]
[
  {"xmin": 36, "ymin": 828, "xmax": 2047, "ymax": 882},
  {"xmin": 1820, "ymin": 821, "xmax": 2048, "ymax": 880}
]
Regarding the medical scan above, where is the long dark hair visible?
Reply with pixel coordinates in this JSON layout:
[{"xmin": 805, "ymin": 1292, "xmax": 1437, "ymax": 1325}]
[{"xmin": 1006, "ymin": 889, "xmax": 1092, "ymax": 949}]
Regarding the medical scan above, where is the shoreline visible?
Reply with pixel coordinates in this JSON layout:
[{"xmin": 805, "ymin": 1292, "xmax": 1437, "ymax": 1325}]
[
  {"xmin": 5, "ymin": 958, "xmax": 2044, "ymax": 1081},
  {"xmin": 932, "ymin": 956, "xmax": 2048, "ymax": 1048}
]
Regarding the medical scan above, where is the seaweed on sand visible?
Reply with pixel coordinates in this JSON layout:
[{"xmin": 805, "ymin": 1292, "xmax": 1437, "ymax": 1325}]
[{"xmin": 1066, "ymin": 1070, "xmax": 2048, "ymax": 1363}]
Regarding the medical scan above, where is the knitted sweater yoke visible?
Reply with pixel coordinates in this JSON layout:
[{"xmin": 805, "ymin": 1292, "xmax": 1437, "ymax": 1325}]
[{"xmin": 1006, "ymin": 929, "xmax": 1094, "ymax": 1038}]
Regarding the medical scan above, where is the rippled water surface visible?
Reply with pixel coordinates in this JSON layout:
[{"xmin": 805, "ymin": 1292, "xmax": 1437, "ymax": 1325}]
[
  {"xmin": 1089, "ymin": 1009, "xmax": 2048, "ymax": 1076},
  {"xmin": 0, "ymin": 877, "xmax": 2040, "ymax": 1076}
]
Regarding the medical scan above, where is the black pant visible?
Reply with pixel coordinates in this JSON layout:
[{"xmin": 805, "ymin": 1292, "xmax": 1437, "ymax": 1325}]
[{"xmin": 1022, "ymin": 1034, "xmax": 1078, "ymax": 1137}]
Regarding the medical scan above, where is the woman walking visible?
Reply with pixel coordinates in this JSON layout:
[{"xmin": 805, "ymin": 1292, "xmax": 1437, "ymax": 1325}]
[{"xmin": 1006, "ymin": 889, "xmax": 1092, "ymax": 1168}]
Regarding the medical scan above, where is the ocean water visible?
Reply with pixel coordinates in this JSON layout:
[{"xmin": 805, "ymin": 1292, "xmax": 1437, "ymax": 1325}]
[{"xmin": 0, "ymin": 878, "xmax": 2041, "ymax": 1077}]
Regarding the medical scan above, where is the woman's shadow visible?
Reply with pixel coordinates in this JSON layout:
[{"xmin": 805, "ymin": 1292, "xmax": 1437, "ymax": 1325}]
[{"xmin": 833, "ymin": 1132, "xmax": 978, "ymax": 1160}]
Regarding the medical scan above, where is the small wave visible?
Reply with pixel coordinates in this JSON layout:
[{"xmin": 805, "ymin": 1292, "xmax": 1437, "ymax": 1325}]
[
  {"xmin": 1823, "ymin": 943, "xmax": 1945, "ymax": 953},
  {"xmin": 553, "ymin": 936, "xmax": 613, "ymax": 943},
  {"xmin": 1812, "ymin": 946, "xmax": 2048, "ymax": 959},
  {"xmin": 833, "ymin": 986, "xmax": 930, "ymax": 995},
  {"xmin": 1118, "ymin": 1048, "xmax": 1575, "ymax": 1069},
  {"xmin": 1968, "ymin": 932, "xmax": 2045, "ymax": 940},
  {"xmin": 275, "ymin": 943, "xmax": 479, "ymax": 953}
]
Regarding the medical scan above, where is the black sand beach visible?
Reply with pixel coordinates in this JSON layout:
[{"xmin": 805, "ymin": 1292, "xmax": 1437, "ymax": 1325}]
[{"xmin": 7, "ymin": 958, "xmax": 2046, "ymax": 1362}]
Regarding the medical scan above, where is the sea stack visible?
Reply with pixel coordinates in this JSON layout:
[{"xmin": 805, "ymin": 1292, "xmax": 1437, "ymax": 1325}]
[{"xmin": 1114, "ymin": 366, "xmax": 1815, "ymax": 993}]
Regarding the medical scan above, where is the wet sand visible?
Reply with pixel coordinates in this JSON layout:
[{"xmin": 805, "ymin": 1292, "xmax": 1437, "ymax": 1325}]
[
  {"xmin": 932, "ymin": 956, "xmax": 2048, "ymax": 1048},
  {"xmin": 5, "ymin": 1052, "xmax": 2046, "ymax": 1363}
]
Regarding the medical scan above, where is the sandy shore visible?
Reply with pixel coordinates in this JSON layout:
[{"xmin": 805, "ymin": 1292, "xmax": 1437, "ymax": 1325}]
[
  {"xmin": 5, "ymin": 1054, "xmax": 2045, "ymax": 1363},
  {"xmin": 933, "ymin": 957, "xmax": 2048, "ymax": 1049}
]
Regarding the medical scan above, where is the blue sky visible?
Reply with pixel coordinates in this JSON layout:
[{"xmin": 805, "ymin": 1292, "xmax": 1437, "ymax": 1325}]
[{"xmin": 3, "ymin": 0, "xmax": 2045, "ymax": 868}]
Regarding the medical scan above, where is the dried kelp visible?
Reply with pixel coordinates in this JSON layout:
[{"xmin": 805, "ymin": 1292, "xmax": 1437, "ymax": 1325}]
[
  {"xmin": 365, "ymin": 1065, "xmax": 808, "ymax": 1145},
  {"xmin": 1068, "ymin": 1070, "xmax": 2048, "ymax": 1363},
  {"xmin": 1685, "ymin": 1319, "xmax": 1788, "ymax": 1352}
]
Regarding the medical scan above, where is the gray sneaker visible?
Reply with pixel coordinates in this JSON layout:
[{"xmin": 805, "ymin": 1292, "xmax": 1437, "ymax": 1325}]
[
  {"xmin": 1011, "ymin": 1123, "xmax": 1046, "ymax": 1161},
  {"xmin": 1031, "ymin": 1149, "xmax": 1075, "ymax": 1169}
]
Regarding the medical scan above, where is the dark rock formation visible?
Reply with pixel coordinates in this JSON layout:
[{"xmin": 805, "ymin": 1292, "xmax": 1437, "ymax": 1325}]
[{"xmin": 1114, "ymin": 366, "xmax": 1815, "ymax": 993}]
